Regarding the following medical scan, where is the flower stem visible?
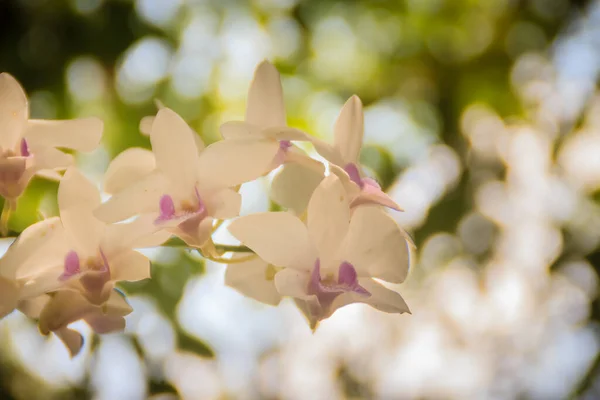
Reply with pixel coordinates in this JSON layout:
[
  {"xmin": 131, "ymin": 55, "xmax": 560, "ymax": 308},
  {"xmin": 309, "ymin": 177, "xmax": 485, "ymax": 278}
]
[{"xmin": 162, "ymin": 237, "xmax": 253, "ymax": 253}]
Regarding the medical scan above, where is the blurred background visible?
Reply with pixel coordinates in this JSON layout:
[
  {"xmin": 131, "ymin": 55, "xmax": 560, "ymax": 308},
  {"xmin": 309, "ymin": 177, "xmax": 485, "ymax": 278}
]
[{"xmin": 0, "ymin": 0, "xmax": 599, "ymax": 399}]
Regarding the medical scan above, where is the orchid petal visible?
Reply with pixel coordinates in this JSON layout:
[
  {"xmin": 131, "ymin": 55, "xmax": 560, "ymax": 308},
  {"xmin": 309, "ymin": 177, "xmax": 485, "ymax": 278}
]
[
  {"xmin": 54, "ymin": 327, "xmax": 84, "ymax": 358},
  {"xmin": 109, "ymin": 250, "xmax": 150, "ymax": 282},
  {"xmin": 271, "ymin": 163, "xmax": 324, "ymax": 215},
  {"xmin": 58, "ymin": 167, "xmax": 105, "ymax": 256},
  {"xmin": 25, "ymin": 118, "xmax": 103, "ymax": 152},
  {"xmin": 312, "ymin": 137, "xmax": 344, "ymax": 166},
  {"xmin": 307, "ymin": 175, "xmax": 350, "ymax": 268},
  {"xmin": 333, "ymin": 278, "xmax": 410, "ymax": 314},
  {"xmin": 94, "ymin": 172, "xmax": 168, "ymax": 223},
  {"xmin": 0, "ymin": 73, "xmax": 28, "ymax": 151},
  {"xmin": 150, "ymin": 108, "xmax": 200, "ymax": 195},
  {"xmin": 334, "ymin": 96, "xmax": 364, "ymax": 165},
  {"xmin": 172, "ymin": 216, "xmax": 213, "ymax": 248},
  {"xmin": 246, "ymin": 60, "xmax": 286, "ymax": 129},
  {"xmin": 139, "ymin": 116, "xmax": 154, "ymax": 136},
  {"xmin": 102, "ymin": 215, "xmax": 170, "ymax": 254},
  {"xmin": 219, "ymin": 121, "xmax": 263, "ymax": 140},
  {"xmin": 351, "ymin": 185, "xmax": 403, "ymax": 211},
  {"xmin": 228, "ymin": 212, "xmax": 315, "ymax": 270},
  {"xmin": 197, "ymin": 139, "xmax": 280, "ymax": 188},
  {"xmin": 207, "ymin": 188, "xmax": 241, "ymax": 219},
  {"xmin": 103, "ymin": 147, "xmax": 155, "ymax": 194},
  {"xmin": 341, "ymin": 206, "xmax": 410, "ymax": 283},
  {"xmin": 0, "ymin": 276, "xmax": 19, "ymax": 319},
  {"xmin": 29, "ymin": 146, "xmax": 74, "ymax": 171},
  {"xmin": 225, "ymin": 257, "xmax": 282, "ymax": 306}
]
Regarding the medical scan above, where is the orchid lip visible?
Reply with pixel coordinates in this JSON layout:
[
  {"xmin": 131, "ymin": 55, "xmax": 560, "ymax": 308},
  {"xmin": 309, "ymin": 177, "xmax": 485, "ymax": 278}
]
[
  {"xmin": 154, "ymin": 186, "xmax": 208, "ymax": 228},
  {"xmin": 20, "ymin": 138, "xmax": 30, "ymax": 157}
]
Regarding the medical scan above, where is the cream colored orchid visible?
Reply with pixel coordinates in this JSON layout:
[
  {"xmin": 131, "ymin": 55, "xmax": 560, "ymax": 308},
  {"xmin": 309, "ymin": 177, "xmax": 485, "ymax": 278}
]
[
  {"xmin": 55, "ymin": 167, "xmax": 166, "ymax": 305},
  {"xmin": 0, "ymin": 217, "xmax": 68, "ymax": 319},
  {"xmin": 311, "ymin": 95, "xmax": 402, "ymax": 211},
  {"xmin": 94, "ymin": 108, "xmax": 245, "ymax": 248},
  {"xmin": 0, "ymin": 73, "xmax": 103, "ymax": 211},
  {"xmin": 217, "ymin": 60, "xmax": 320, "ymax": 183},
  {"xmin": 227, "ymin": 174, "xmax": 410, "ymax": 328},
  {"xmin": 225, "ymin": 256, "xmax": 282, "ymax": 306}
]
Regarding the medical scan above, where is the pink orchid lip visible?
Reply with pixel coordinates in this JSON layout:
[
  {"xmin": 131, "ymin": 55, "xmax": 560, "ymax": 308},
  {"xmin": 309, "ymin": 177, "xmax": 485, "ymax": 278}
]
[
  {"xmin": 20, "ymin": 138, "xmax": 30, "ymax": 157},
  {"xmin": 155, "ymin": 186, "xmax": 208, "ymax": 230},
  {"xmin": 343, "ymin": 162, "xmax": 402, "ymax": 211},
  {"xmin": 60, "ymin": 250, "xmax": 81, "ymax": 281},
  {"xmin": 307, "ymin": 259, "xmax": 370, "ymax": 312}
]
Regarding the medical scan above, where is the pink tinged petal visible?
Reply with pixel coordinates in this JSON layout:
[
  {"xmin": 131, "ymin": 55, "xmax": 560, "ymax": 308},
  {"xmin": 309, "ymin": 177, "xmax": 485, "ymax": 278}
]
[
  {"xmin": 60, "ymin": 250, "xmax": 81, "ymax": 280},
  {"xmin": 196, "ymin": 138, "xmax": 280, "ymax": 188},
  {"xmin": 271, "ymin": 163, "xmax": 325, "ymax": 216},
  {"xmin": 246, "ymin": 60, "xmax": 286, "ymax": 129},
  {"xmin": 24, "ymin": 118, "xmax": 103, "ymax": 152},
  {"xmin": 341, "ymin": 206, "xmax": 410, "ymax": 283},
  {"xmin": 94, "ymin": 172, "xmax": 168, "ymax": 223},
  {"xmin": 150, "ymin": 108, "xmax": 200, "ymax": 195},
  {"xmin": 58, "ymin": 167, "xmax": 105, "ymax": 256},
  {"xmin": 279, "ymin": 140, "xmax": 292, "ymax": 150},
  {"xmin": 351, "ymin": 184, "xmax": 403, "ymax": 211},
  {"xmin": 0, "ymin": 73, "xmax": 29, "ymax": 151},
  {"xmin": 109, "ymin": 250, "xmax": 150, "ymax": 282},
  {"xmin": 0, "ymin": 276, "xmax": 19, "ymax": 319},
  {"xmin": 333, "ymin": 278, "xmax": 410, "ymax": 315},
  {"xmin": 103, "ymin": 147, "xmax": 155, "ymax": 194},
  {"xmin": 172, "ymin": 215, "xmax": 213, "ymax": 248},
  {"xmin": 225, "ymin": 257, "xmax": 282, "ymax": 306},
  {"xmin": 343, "ymin": 163, "xmax": 363, "ymax": 188},
  {"xmin": 307, "ymin": 174, "xmax": 350, "ymax": 268},
  {"xmin": 362, "ymin": 177, "xmax": 381, "ymax": 190},
  {"xmin": 20, "ymin": 138, "xmax": 29, "ymax": 156},
  {"xmin": 334, "ymin": 95, "xmax": 364, "ymax": 165},
  {"xmin": 228, "ymin": 212, "xmax": 316, "ymax": 270},
  {"xmin": 0, "ymin": 156, "xmax": 27, "ymax": 198}
]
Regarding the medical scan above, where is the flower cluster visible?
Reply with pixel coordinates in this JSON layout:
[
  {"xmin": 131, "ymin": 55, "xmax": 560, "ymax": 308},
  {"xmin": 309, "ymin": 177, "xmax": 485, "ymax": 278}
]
[{"xmin": 0, "ymin": 61, "xmax": 412, "ymax": 356}]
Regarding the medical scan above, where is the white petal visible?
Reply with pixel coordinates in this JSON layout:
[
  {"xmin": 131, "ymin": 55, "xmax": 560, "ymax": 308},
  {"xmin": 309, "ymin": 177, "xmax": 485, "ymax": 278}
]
[
  {"xmin": 139, "ymin": 116, "xmax": 154, "ymax": 136},
  {"xmin": 333, "ymin": 278, "xmax": 410, "ymax": 314},
  {"xmin": 109, "ymin": 250, "xmax": 150, "ymax": 282},
  {"xmin": 271, "ymin": 163, "xmax": 324, "ymax": 215},
  {"xmin": 150, "ymin": 108, "xmax": 200, "ymax": 194},
  {"xmin": 58, "ymin": 167, "xmax": 105, "ymax": 256},
  {"xmin": 29, "ymin": 146, "xmax": 74, "ymax": 170},
  {"xmin": 102, "ymin": 215, "xmax": 168, "ymax": 254},
  {"xmin": 307, "ymin": 174, "xmax": 350, "ymax": 268},
  {"xmin": 246, "ymin": 61, "xmax": 286, "ymax": 129},
  {"xmin": 225, "ymin": 257, "xmax": 282, "ymax": 306},
  {"xmin": 0, "ymin": 73, "xmax": 28, "ymax": 151},
  {"xmin": 261, "ymin": 126, "xmax": 311, "ymax": 141},
  {"xmin": 0, "ymin": 276, "xmax": 19, "ymax": 319},
  {"xmin": 341, "ymin": 206, "xmax": 410, "ymax": 283},
  {"xmin": 311, "ymin": 137, "xmax": 344, "ymax": 166},
  {"xmin": 103, "ymin": 147, "xmax": 155, "ymax": 194},
  {"xmin": 273, "ymin": 268, "xmax": 313, "ymax": 300},
  {"xmin": 25, "ymin": 118, "xmax": 103, "ymax": 152},
  {"xmin": 94, "ymin": 172, "xmax": 168, "ymax": 223},
  {"xmin": 220, "ymin": 121, "xmax": 262, "ymax": 140},
  {"xmin": 35, "ymin": 169, "xmax": 63, "ymax": 181},
  {"xmin": 334, "ymin": 95, "xmax": 363, "ymax": 165},
  {"xmin": 197, "ymin": 138, "xmax": 280, "ymax": 188},
  {"xmin": 228, "ymin": 212, "xmax": 315, "ymax": 270},
  {"xmin": 0, "ymin": 217, "xmax": 66, "ymax": 280},
  {"xmin": 206, "ymin": 188, "xmax": 241, "ymax": 219}
]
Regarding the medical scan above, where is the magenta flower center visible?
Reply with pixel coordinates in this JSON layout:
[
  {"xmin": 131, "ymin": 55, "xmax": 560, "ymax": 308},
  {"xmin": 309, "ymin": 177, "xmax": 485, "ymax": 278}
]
[
  {"xmin": 155, "ymin": 186, "xmax": 208, "ymax": 233},
  {"xmin": 307, "ymin": 259, "xmax": 370, "ymax": 312},
  {"xmin": 20, "ymin": 138, "xmax": 30, "ymax": 157},
  {"xmin": 60, "ymin": 250, "xmax": 81, "ymax": 280}
]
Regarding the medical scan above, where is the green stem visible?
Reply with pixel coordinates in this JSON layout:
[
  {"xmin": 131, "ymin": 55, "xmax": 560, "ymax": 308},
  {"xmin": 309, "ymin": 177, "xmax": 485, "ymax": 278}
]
[{"xmin": 162, "ymin": 237, "xmax": 252, "ymax": 253}]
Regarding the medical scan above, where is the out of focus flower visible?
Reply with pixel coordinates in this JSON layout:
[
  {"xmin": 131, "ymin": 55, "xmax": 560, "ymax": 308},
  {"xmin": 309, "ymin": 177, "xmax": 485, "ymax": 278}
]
[
  {"xmin": 0, "ymin": 217, "xmax": 66, "ymax": 319},
  {"xmin": 217, "ymin": 60, "xmax": 322, "ymax": 185},
  {"xmin": 22, "ymin": 289, "xmax": 132, "ymax": 357},
  {"xmin": 95, "ymin": 108, "xmax": 242, "ymax": 248},
  {"xmin": 228, "ymin": 174, "xmax": 410, "ymax": 328},
  {"xmin": 0, "ymin": 73, "xmax": 102, "ymax": 224},
  {"xmin": 57, "ymin": 167, "xmax": 165, "ymax": 305}
]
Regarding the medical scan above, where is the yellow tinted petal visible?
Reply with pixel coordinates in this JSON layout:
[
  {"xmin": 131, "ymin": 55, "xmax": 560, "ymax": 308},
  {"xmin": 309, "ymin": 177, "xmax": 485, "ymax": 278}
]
[
  {"xmin": 225, "ymin": 257, "xmax": 282, "ymax": 306},
  {"xmin": 0, "ymin": 73, "xmax": 28, "ymax": 151},
  {"xmin": 103, "ymin": 147, "xmax": 155, "ymax": 194},
  {"xmin": 25, "ymin": 118, "xmax": 103, "ymax": 152},
  {"xmin": 207, "ymin": 188, "xmax": 241, "ymax": 219},
  {"xmin": 0, "ymin": 276, "xmax": 19, "ymax": 319},
  {"xmin": 246, "ymin": 60, "xmax": 286, "ymax": 129},
  {"xmin": 109, "ymin": 250, "xmax": 150, "ymax": 282},
  {"xmin": 271, "ymin": 163, "xmax": 324, "ymax": 215},
  {"xmin": 333, "ymin": 95, "xmax": 364, "ymax": 165},
  {"xmin": 228, "ymin": 212, "xmax": 315, "ymax": 270}
]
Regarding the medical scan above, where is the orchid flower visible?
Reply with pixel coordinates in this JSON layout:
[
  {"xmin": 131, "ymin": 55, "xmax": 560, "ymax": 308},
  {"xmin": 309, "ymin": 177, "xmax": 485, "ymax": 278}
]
[
  {"xmin": 310, "ymin": 95, "xmax": 403, "ymax": 211},
  {"xmin": 94, "ymin": 108, "xmax": 244, "ymax": 248},
  {"xmin": 0, "ymin": 73, "xmax": 103, "ymax": 222},
  {"xmin": 56, "ymin": 167, "xmax": 167, "ymax": 305},
  {"xmin": 0, "ymin": 217, "xmax": 68, "ymax": 319},
  {"xmin": 227, "ymin": 174, "xmax": 410, "ymax": 328},
  {"xmin": 18, "ymin": 289, "xmax": 132, "ymax": 357},
  {"xmin": 217, "ymin": 60, "xmax": 321, "ymax": 181}
]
